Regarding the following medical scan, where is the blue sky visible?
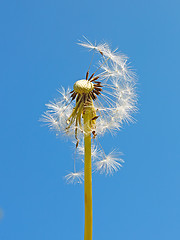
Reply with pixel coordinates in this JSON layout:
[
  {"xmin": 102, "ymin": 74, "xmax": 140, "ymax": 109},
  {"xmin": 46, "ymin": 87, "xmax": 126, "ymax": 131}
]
[{"xmin": 0, "ymin": 0, "xmax": 180, "ymax": 239}]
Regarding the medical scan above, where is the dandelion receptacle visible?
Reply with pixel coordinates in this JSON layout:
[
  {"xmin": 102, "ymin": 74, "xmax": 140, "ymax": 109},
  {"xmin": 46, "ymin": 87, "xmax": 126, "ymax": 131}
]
[{"xmin": 42, "ymin": 37, "xmax": 137, "ymax": 240}]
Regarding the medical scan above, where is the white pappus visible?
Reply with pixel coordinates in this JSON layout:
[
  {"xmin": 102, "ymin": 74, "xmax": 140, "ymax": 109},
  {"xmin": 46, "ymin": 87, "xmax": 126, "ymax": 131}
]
[{"xmin": 42, "ymin": 37, "xmax": 137, "ymax": 183}]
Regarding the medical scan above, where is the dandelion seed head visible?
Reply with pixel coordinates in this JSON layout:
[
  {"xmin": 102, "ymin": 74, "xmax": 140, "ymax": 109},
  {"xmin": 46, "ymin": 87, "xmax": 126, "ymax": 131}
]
[
  {"xmin": 42, "ymin": 38, "xmax": 137, "ymax": 137},
  {"xmin": 42, "ymin": 37, "xmax": 138, "ymax": 178},
  {"xmin": 74, "ymin": 80, "xmax": 94, "ymax": 94}
]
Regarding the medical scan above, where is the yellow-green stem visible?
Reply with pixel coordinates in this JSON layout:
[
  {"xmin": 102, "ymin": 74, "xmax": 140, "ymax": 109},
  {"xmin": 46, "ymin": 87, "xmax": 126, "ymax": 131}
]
[{"xmin": 84, "ymin": 110, "xmax": 93, "ymax": 240}]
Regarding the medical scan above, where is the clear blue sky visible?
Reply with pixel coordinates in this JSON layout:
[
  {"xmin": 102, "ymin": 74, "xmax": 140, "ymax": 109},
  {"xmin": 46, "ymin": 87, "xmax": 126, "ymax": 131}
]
[{"xmin": 0, "ymin": 0, "xmax": 180, "ymax": 239}]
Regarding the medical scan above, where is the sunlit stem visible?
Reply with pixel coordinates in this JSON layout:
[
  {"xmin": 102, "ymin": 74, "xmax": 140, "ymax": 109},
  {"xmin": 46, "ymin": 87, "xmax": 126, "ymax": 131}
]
[{"xmin": 83, "ymin": 104, "xmax": 93, "ymax": 240}]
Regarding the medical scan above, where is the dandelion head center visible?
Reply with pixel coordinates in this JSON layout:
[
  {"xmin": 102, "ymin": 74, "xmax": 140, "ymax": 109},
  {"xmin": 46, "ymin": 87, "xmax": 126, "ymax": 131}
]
[{"xmin": 73, "ymin": 80, "xmax": 94, "ymax": 94}]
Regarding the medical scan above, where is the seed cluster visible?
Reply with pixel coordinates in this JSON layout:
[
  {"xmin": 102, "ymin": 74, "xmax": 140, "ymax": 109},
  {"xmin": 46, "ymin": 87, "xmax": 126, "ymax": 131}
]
[{"xmin": 42, "ymin": 38, "xmax": 137, "ymax": 183}]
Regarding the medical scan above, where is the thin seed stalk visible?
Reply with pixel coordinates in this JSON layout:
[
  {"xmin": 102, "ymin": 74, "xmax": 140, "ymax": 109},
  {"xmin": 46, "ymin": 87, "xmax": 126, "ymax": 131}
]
[{"xmin": 83, "ymin": 104, "xmax": 93, "ymax": 240}]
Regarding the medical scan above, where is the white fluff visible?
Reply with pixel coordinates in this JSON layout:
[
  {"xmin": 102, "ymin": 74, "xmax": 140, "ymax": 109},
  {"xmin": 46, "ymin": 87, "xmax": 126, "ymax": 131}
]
[{"xmin": 42, "ymin": 38, "xmax": 138, "ymax": 182}]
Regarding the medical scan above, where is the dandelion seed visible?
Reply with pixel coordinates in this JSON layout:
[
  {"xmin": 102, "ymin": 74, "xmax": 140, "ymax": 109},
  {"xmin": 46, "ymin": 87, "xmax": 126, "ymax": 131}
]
[
  {"xmin": 95, "ymin": 151, "xmax": 124, "ymax": 175},
  {"xmin": 65, "ymin": 171, "xmax": 84, "ymax": 184}
]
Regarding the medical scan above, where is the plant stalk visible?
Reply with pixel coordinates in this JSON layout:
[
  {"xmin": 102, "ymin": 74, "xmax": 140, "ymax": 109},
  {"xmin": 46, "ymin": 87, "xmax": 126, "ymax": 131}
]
[{"xmin": 84, "ymin": 109, "xmax": 93, "ymax": 240}]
